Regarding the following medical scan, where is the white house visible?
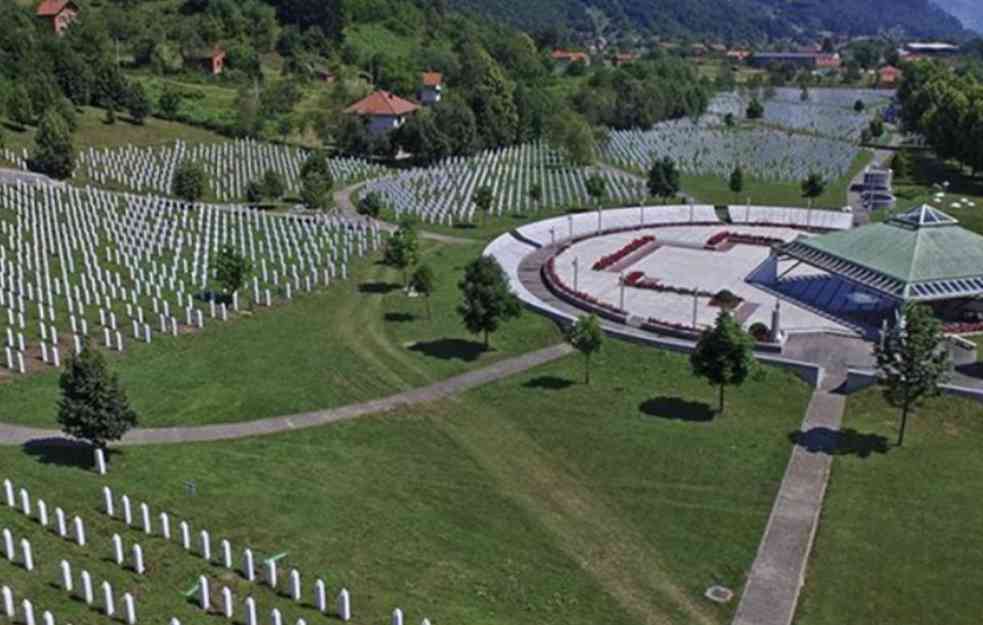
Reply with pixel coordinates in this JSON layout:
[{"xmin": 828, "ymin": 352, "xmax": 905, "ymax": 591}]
[
  {"xmin": 344, "ymin": 90, "xmax": 421, "ymax": 136},
  {"xmin": 419, "ymin": 72, "xmax": 443, "ymax": 106}
]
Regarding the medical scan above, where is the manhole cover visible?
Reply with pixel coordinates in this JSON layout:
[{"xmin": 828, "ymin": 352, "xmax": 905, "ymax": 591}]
[{"xmin": 705, "ymin": 585, "xmax": 734, "ymax": 604}]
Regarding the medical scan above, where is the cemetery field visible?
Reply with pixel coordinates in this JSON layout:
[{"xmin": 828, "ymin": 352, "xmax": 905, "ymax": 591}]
[
  {"xmin": 684, "ymin": 149, "xmax": 872, "ymax": 209},
  {"xmin": 795, "ymin": 388, "xmax": 983, "ymax": 625},
  {"xmin": 0, "ymin": 108, "xmax": 225, "ymax": 158},
  {"xmin": 0, "ymin": 240, "xmax": 561, "ymax": 428},
  {"xmin": 0, "ymin": 338, "xmax": 813, "ymax": 625}
]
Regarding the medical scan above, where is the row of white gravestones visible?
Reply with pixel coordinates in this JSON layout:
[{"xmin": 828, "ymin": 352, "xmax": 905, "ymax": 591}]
[
  {"xmin": 2, "ymin": 479, "xmax": 86, "ymax": 546},
  {"xmin": 0, "ymin": 585, "xmax": 60, "ymax": 625},
  {"xmin": 102, "ymin": 487, "xmax": 353, "ymax": 621},
  {"xmin": 55, "ymin": 560, "xmax": 137, "ymax": 624},
  {"xmin": 1, "ymin": 528, "xmax": 34, "ymax": 570},
  {"xmin": 199, "ymin": 583, "xmax": 353, "ymax": 625},
  {"xmin": 111, "ymin": 533, "xmax": 146, "ymax": 574},
  {"xmin": 0, "ymin": 181, "xmax": 371, "ymax": 373}
]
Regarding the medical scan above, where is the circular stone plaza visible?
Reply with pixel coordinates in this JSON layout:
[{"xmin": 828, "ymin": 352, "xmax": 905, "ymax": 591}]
[{"xmin": 486, "ymin": 203, "xmax": 983, "ymax": 376}]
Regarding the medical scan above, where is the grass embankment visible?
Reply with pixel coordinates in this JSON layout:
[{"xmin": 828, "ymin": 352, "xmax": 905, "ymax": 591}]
[
  {"xmin": 0, "ymin": 338, "xmax": 812, "ymax": 625},
  {"xmin": 872, "ymin": 150, "xmax": 983, "ymax": 235},
  {"xmin": 684, "ymin": 150, "xmax": 874, "ymax": 210},
  {"xmin": 796, "ymin": 388, "xmax": 983, "ymax": 625},
  {"xmin": 1, "ymin": 108, "xmax": 225, "ymax": 157},
  {"xmin": 0, "ymin": 240, "xmax": 561, "ymax": 428}
]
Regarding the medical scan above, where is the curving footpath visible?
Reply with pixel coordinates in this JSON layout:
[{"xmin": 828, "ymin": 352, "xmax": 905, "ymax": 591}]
[
  {"xmin": 0, "ymin": 344, "xmax": 573, "ymax": 447},
  {"xmin": 333, "ymin": 180, "xmax": 476, "ymax": 246}
]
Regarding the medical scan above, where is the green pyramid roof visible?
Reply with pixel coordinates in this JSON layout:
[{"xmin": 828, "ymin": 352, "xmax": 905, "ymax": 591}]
[{"xmin": 780, "ymin": 206, "xmax": 983, "ymax": 301}]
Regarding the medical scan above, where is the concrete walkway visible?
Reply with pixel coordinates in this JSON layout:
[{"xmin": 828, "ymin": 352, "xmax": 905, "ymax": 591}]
[
  {"xmin": 333, "ymin": 180, "xmax": 476, "ymax": 246},
  {"xmin": 0, "ymin": 167, "xmax": 58, "ymax": 187},
  {"xmin": 0, "ymin": 344, "xmax": 573, "ymax": 447},
  {"xmin": 731, "ymin": 381, "xmax": 846, "ymax": 625}
]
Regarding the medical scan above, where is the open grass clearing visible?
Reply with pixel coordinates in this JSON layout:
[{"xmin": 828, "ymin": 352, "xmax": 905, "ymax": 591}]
[
  {"xmin": 0, "ymin": 240, "xmax": 561, "ymax": 428},
  {"xmin": 1, "ymin": 108, "xmax": 226, "ymax": 166},
  {"xmin": 796, "ymin": 388, "xmax": 983, "ymax": 625},
  {"xmin": 0, "ymin": 337, "xmax": 812, "ymax": 625}
]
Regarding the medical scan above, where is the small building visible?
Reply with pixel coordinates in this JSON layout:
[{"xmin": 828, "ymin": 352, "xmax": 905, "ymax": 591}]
[
  {"xmin": 778, "ymin": 206, "xmax": 983, "ymax": 304},
  {"xmin": 418, "ymin": 72, "xmax": 443, "ymax": 106},
  {"xmin": 344, "ymin": 90, "xmax": 420, "ymax": 136},
  {"xmin": 726, "ymin": 49, "xmax": 752, "ymax": 63},
  {"xmin": 551, "ymin": 50, "xmax": 590, "ymax": 70},
  {"xmin": 904, "ymin": 42, "xmax": 960, "ymax": 57},
  {"xmin": 878, "ymin": 65, "xmax": 902, "ymax": 87},
  {"xmin": 36, "ymin": 0, "xmax": 78, "ymax": 35},
  {"xmin": 186, "ymin": 47, "xmax": 226, "ymax": 76},
  {"xmin": 749, "ymin": 51, "xmax": 840, "ymax": 69}
]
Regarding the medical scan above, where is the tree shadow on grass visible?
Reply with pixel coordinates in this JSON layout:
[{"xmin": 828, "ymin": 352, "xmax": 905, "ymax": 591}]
[
  {"xmin": 21, "ymin": 437, "xmax": 111, "ymax": 470},
  {"xmin": 788, "ymin": 427, "xmax": 890, "ymax": 458},
  {"xmin": 639, "ymin": 397, "xmax": 715, "ymax": 422},
  {"xmin": 384, "ymin": 312, "xmax": 415, "ymax": 323},
  {"xmin": 359, "ymin": 282, "xmax": 401, "ymax": 295},
  {"xmin": 409, "ymin": 338, "xmax": 485, "ymax": 362},
  {"xmin": 523, "ymin": 376, "xmax": 575, "ymax": 390}
]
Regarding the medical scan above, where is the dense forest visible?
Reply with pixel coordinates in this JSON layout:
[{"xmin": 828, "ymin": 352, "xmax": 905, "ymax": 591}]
[
  {"xmin": 897, "ymin": 58, "xmax": 983, "ymax": 175},
  {"xmin": 450, "ymin": 0, "xmax": 968, "ymax": 43}
]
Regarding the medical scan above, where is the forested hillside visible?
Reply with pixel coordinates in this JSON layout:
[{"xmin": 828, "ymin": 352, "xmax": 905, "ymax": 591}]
[{"xmin": 451, "ymin": 0, "xmax": 967, "ymax": 42}]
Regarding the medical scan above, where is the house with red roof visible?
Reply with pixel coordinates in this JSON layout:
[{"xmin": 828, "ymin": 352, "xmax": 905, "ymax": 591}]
[
  {"xmin": 36, "ymin": 0, "xmax": 78, "ymax": 35},
  {"xmin": 419, "ymin": 72, "xmax": 443, "ymax": 106},
  {"xmin": 879, "ymin": 65, "xmax": 902, "ymax": 87},
  {"xmin": 344, "ymin": 90, "xmax": 420, "ymax": 135},
  {"xmin": 551, "ymin": 50, "xmax": 590, "ymax": 71}
]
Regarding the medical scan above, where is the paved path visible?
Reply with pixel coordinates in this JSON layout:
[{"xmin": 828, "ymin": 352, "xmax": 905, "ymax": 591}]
[
  {"xmin": 0, "ymin": 344, "xmax": 573, "ymax": 447},
  {"xmin": 333, "ymin": 180, "xmax": 476, "ymax": 246},
  {"xmin": 731, "ymin": 380, "xmax": 846, "ymax": 625},
  {"xmin": 848, "ymin": 142, "xmax": 900, "ymax": 225},
  {"xmin": 0, "ymin": 167, "xmax": 57, "ymax": 187}
]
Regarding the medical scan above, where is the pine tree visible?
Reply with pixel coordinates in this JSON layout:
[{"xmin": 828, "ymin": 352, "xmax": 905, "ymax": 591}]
[{"xmin": 58, "ymin": 345, "xmax": 138, "ymax": 449}]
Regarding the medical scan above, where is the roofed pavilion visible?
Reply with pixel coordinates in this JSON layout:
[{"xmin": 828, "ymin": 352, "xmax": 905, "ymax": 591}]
[{"xmin": 776, "ymin": 205, "xmax": 983, "ymax": 302}]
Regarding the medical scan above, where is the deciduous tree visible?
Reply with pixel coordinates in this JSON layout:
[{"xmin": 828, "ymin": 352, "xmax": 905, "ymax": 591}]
[
  {"xmin": 457, "ymin": 256, "xmax": 521, "ymax": 349},
  {"xmin": 875, "ymin": 303, "xmax": 950, "ymax": 446},
  {"xmin": 690, "ymin": 311, "xmax": 755, "ymax": 415},
  {"xmin": 566, "ymin": 314, "xmax": 604, "ymax": 384}
]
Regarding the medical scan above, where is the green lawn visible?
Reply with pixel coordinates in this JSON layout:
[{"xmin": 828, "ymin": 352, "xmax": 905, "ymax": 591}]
[
  {"xmin": 1, "ymin": 107, "xmax": 225, "ymax": 158},
  {"xmin": 0, "ymin": 338, "xmax": 812, "ymax": 625},
  {"xmin": 872, "ymin": 150, "xmax": 983, "ymax": 235},
  {"xmin": 380, "ymin": 204, "xmax": 608, "ymax": 242},
  {"xmin": 796, "ymin": 388, "xmax": 983, "ymax": 625},
  {"xmin": 684, "ymin": 151, "xmax": 873, "ymax": 210},
  {"xmin": 0, "ymin": 240, "xmax": 561, "ymax": 428}
]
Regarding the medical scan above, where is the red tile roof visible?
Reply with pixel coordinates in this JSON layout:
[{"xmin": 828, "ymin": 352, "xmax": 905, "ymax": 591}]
[
  {"xmin": 421, "ymin": 72, "xmax": 443, "ymax": 87},
  {"xmin": 344, "ymin": 91, "xmax": 420, "ymax": 117},
  {"xmin": 36, "ymin": 0, "xmax": 73, "ymax": 16},
  {"xmin": 551, "ymin": 50, "xmax": 589, "ymax": 63}
]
